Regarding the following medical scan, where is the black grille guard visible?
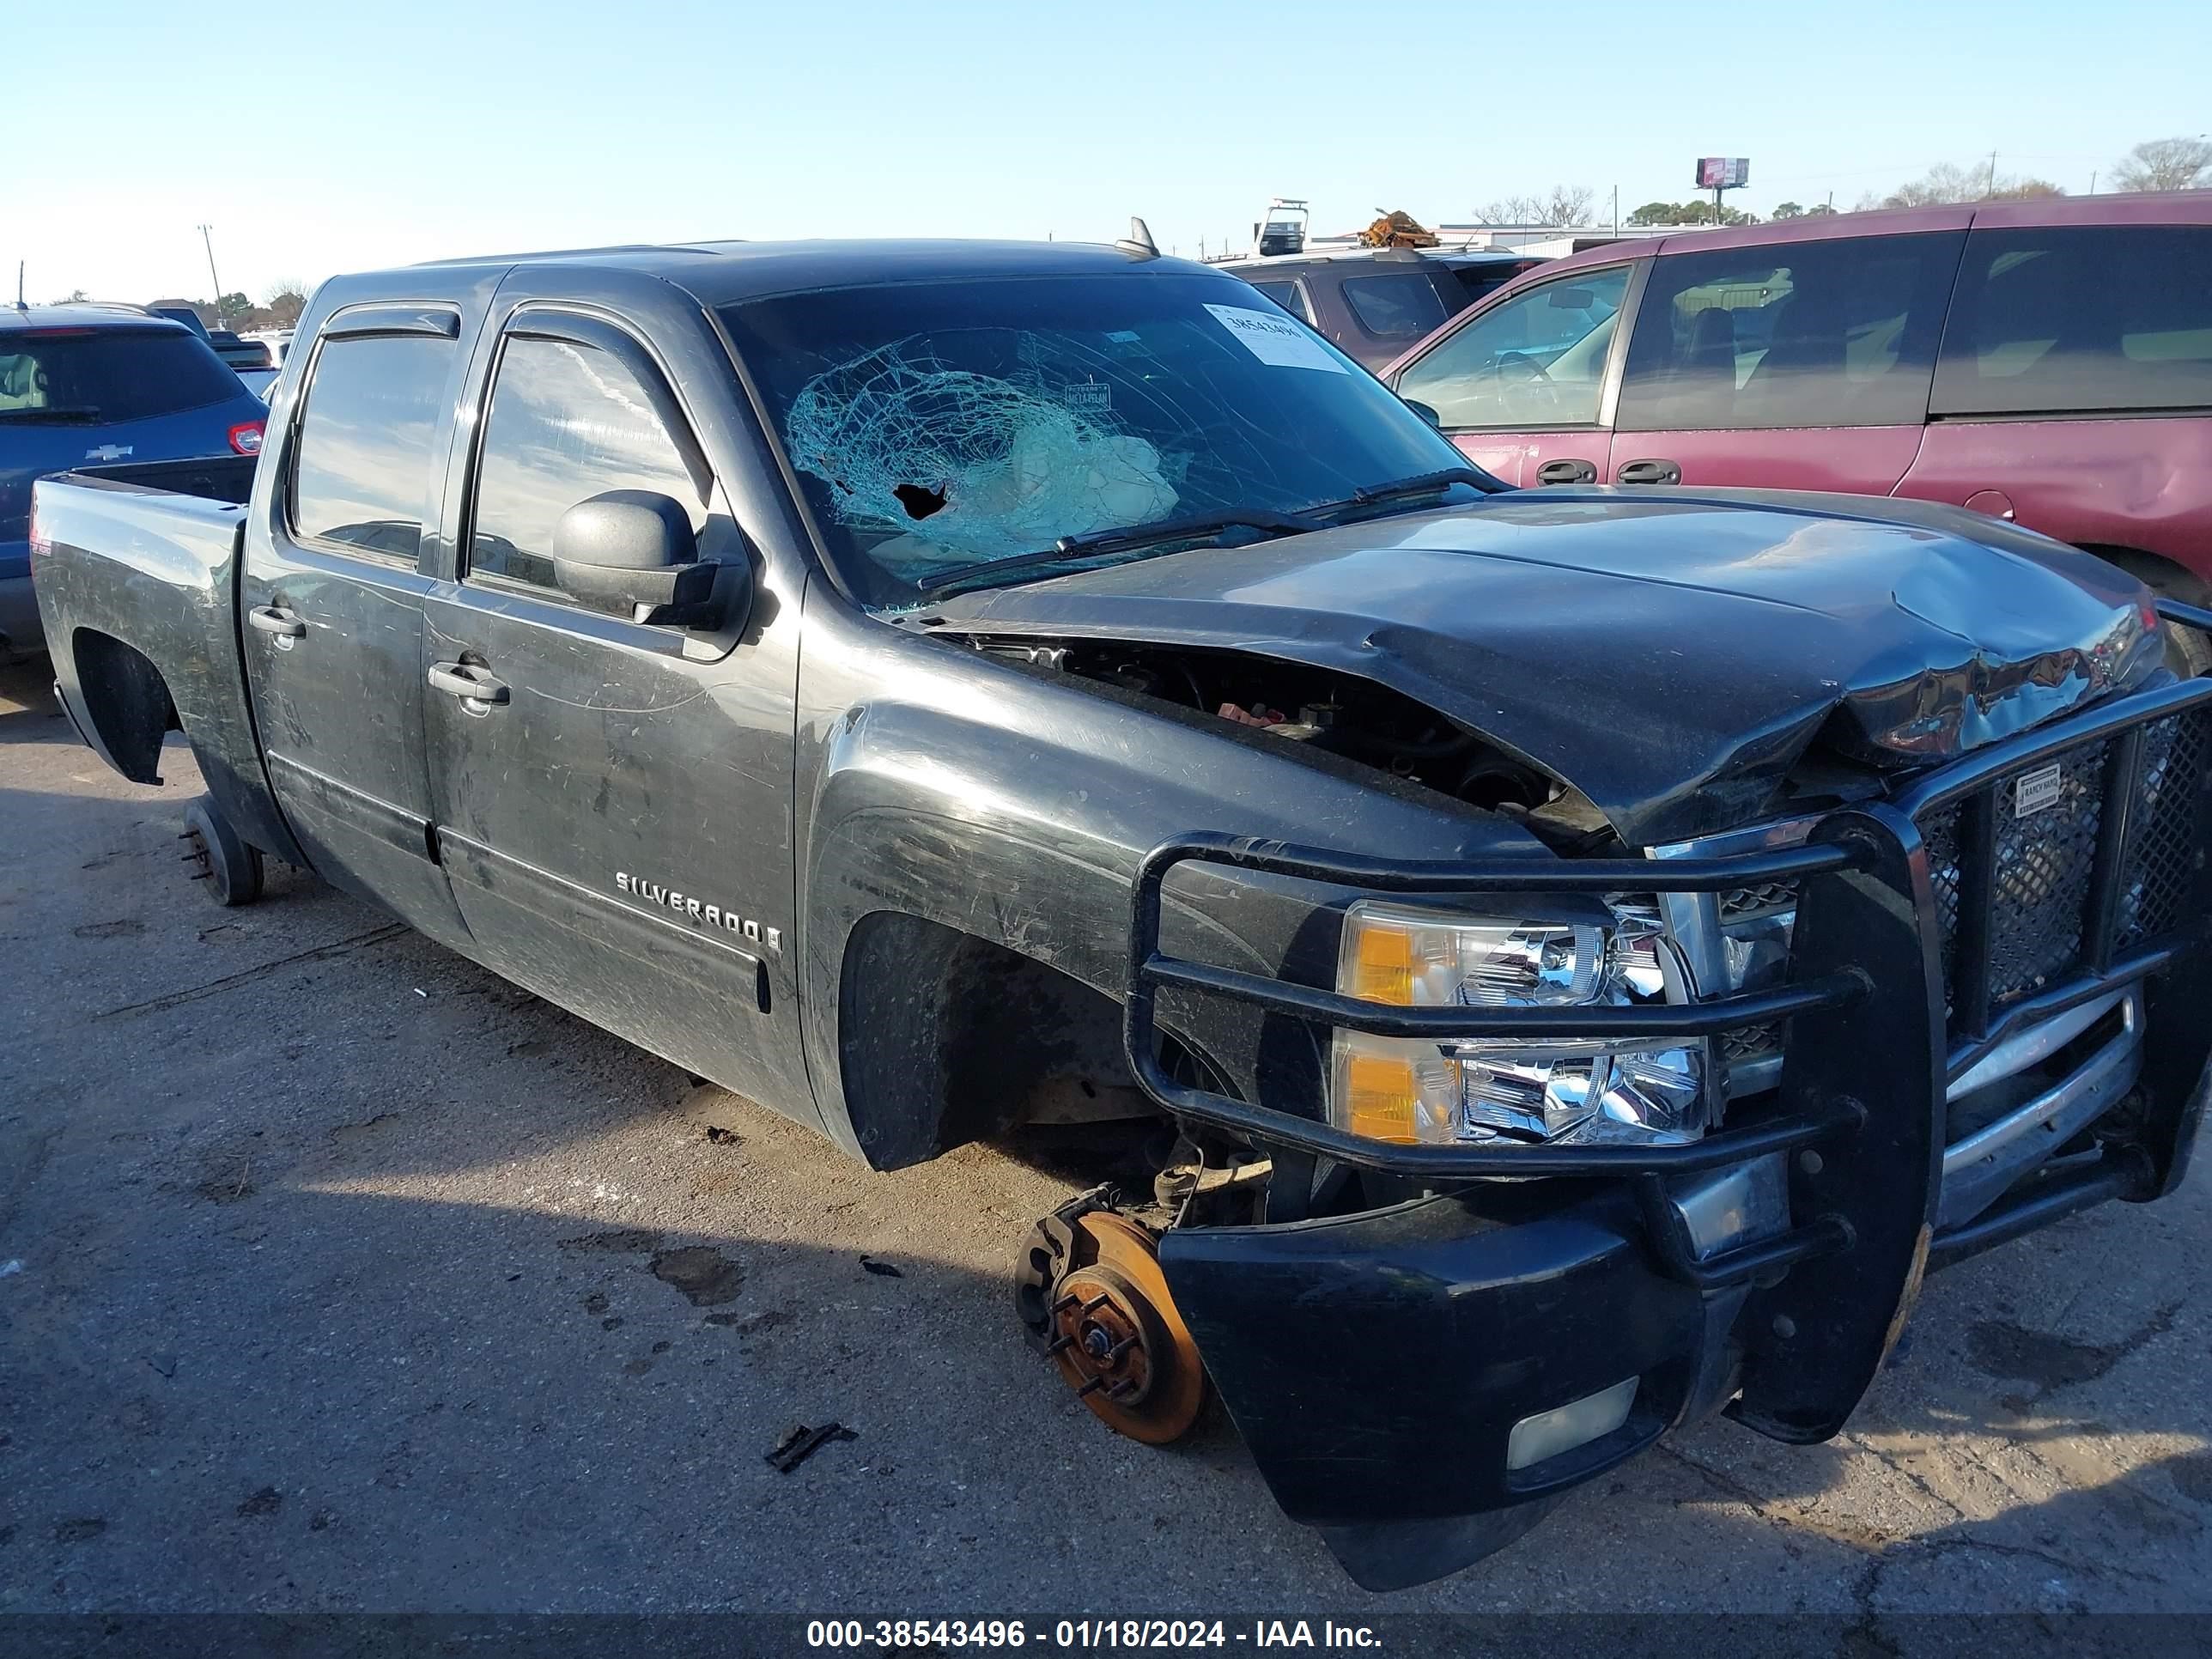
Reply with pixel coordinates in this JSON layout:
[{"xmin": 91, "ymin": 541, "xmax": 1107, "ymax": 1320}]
[
  {"xmin": 1123, "ymin": 672, "xmax": 2212, "ymax": 1434},
  {"xmin": 1123, "ymin": 674, "xmax": 2212, "ymax": 1240}
]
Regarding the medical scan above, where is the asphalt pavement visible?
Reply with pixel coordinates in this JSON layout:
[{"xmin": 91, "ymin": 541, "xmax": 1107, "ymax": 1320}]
[{"xmin": 3, "ymin": 654, "xmax": 2209, "ymax": 1623}]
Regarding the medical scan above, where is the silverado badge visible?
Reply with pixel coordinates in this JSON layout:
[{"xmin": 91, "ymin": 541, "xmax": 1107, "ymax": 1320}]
[{"xmin": 615, "ymin": 872, "xmax": 781, "ymax": 954}]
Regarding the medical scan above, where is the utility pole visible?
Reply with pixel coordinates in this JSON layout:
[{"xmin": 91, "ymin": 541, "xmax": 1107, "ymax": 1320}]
[
  {"xmin": 2087, "ymin": 170, "xmax": 2097, "ymax": 196},
  {"xmin": 1612, "ymin": 185, "xmax": 1619, "ymax": 234},
  {"xmin": 1986, "ymin": 151, "xmax": 1999, "ymax": 198},
  {"xmin": 197, "ymin": 224, "xmax": 222, "ymax": 321}
]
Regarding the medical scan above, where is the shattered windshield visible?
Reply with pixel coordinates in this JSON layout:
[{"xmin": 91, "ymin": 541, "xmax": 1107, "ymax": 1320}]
[{"xmin": 720, "ymin": 272, "xmax": 1469, "ymax": 605}]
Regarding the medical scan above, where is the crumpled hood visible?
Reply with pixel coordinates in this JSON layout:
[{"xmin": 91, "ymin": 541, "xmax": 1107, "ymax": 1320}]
[{"xmin": 920, "ymin": 489, "xmax": 2164, "ymax": 844}]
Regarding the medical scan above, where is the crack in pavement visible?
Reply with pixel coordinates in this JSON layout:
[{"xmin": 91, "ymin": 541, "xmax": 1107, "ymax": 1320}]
[
  {"xmin": 91, "ymin": 924, "xmax": 409, "ymax": 1022},
  {"xmin": 1835, "ymin": 1430, "xmax": 1969, "ymax": 1525}
]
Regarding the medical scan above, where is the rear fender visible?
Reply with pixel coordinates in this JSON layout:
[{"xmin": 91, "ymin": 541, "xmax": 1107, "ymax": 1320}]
[{"xmin": 33, "ymin": 471, "xmax": 301, "ymax": 863}]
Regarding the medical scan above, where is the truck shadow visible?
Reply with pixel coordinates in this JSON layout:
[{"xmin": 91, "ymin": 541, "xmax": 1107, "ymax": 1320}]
[{"xmin": 5, "ymin": 653, "xmax": 2209, "ymax": 1614}]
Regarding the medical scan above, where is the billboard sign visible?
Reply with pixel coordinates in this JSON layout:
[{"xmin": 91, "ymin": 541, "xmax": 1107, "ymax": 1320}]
[{"xmin": 1696, "ymin": 157, "xmax": 1751, "ymax": 190}]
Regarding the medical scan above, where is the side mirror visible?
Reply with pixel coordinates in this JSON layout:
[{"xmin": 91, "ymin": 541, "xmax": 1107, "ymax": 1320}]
[
  {"xmin": 1402, "ymin": 398, "xmax": 1443, "ymax": 428},
  {"xmin": 552, "ymin": 490, "xmax": 718, "ymax": 624}
]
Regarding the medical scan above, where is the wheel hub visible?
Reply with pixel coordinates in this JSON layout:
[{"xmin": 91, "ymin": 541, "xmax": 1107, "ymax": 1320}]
[
  {"xmin": 1015, "ymin": 1206, "xmax": 1206, "ymax": 1444},
  {"xmin": 181, "ymin": 826, "xmax": 214, "ymax": 883}
]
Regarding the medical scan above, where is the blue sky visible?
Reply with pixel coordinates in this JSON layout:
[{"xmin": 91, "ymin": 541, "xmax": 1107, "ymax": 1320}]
[{"xmin": 12, "ymin": 0, "xmax": 2208, "ymax": 304}]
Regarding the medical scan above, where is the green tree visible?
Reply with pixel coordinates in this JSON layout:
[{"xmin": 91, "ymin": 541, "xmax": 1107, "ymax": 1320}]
[
  {"xmin": 1771, "ymin": 201, "xmax": 1805, "ymax": 219},
  {"xmin": 1625, "ymin": 198, "xmax": 1757, "ymax": 228}
]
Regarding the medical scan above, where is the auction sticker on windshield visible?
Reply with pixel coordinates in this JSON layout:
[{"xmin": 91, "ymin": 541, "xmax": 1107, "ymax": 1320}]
[{"xmin": 1202, "ymin": 304, "xmax": 1346, "ymax": 374}]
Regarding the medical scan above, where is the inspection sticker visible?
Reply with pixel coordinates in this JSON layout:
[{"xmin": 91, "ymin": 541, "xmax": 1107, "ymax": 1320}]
[
  {"xmin": 1203, "ymin": 304, "xmax": 1347, "ymax": 374},
  {"xmin": 2014, "ymin": 761, "xmax": 2066, "ymax": 818}
]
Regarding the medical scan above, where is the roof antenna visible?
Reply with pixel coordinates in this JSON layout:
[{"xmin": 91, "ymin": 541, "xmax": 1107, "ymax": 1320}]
[
  {"xmin": 15, "ymin": 261, "xmax": 26, "ymax": 311},
  {"xmin": 1115, "ymin": 216, "xmax": 1160, "ymax": 261}
]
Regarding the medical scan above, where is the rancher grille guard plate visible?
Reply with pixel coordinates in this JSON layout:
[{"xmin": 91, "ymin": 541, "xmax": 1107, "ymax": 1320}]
[{"xmin": 1126, "ymin": 675, "xmax": 2212, "ymax": 1445}]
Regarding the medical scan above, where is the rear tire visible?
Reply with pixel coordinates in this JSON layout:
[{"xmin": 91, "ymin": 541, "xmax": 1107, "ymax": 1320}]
[
  {"xmin": 183, "ymin": 798, "xmax": 264, "ymax": 907},
  {"xmin": 2164, "ymin": 620, "xmax": 2212, "ymax": 679}
]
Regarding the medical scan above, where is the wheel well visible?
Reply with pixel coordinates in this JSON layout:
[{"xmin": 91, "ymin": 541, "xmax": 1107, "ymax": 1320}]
[
  {"xmin": 70, "ymin": 629, "xmax": 179, "ymax": 784},
  {"xmin": 2077, "ymin": 544, "xmax": 2211, "ymax": 606},
  {"xmin": 836, "ymin": 912, "xmax": 1151, "ymax": 1171}
]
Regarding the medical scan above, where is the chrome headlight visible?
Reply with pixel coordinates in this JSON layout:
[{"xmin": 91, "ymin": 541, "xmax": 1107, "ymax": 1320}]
[
  {"xmin": 1652, "ymin": 817, "xmax": 1817, "ymax": 1098},
  {"xmin": 1328, "ymin": 900, "xmax": 1709, "ymax": 1147}
]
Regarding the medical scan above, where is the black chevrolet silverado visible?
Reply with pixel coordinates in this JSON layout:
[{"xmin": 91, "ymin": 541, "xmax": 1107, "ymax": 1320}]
[{"xmin": 27, "ymin": 234, "xmax": 2212, "ymax": 1589}]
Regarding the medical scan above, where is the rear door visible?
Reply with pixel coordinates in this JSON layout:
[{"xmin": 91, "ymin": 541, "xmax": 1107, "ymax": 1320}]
[
  {"xmin": 1388, "ymin": 262, "xmax": 1639, "ymax": 487},
  {"xmin": 240, "ymin": 296, "xmax": 487, "ymax": 950},
  {"xmin": 1895, "ymin": 219, "xmax": 2212, "ymax": 563},
  {"xmin": 1607, "ymin": 228, "xmax": 1965, "ymax": 495},
  {"xmin": 417, "ymin": 274, "xmax": 808, "ymax": 1109}
]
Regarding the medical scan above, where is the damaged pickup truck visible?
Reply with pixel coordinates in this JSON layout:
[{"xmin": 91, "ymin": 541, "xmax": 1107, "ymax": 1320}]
[{"xmin": 28, "ymin": 234, "xmax": 2212, "ymax": 1589}]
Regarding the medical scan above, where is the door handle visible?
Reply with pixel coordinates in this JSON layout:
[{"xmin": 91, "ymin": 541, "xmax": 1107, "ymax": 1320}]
[
  {"xmin": 247, "ymin": 605, "xmax": 306, "ymax": 639},
  {"xmin": 1534, "ymin": 459, "xmax": 1598, "ymax": 486},
  {"xmin": 1615, "ymin": 459, "xmax": 1682, "ymax": 486},
  {"xmin": 428, "ymin": 661, "xmax": 510, "ymax": 713}
]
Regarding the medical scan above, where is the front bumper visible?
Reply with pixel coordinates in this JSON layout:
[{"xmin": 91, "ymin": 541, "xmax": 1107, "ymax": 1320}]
[
  {"xmin": 1160, "ymin": 1182, "xmax": 1735, "ymax": 1589},
  {"xmin": 1131, "ymin": 678, "xmax": 2212, "ymax": 1589}
]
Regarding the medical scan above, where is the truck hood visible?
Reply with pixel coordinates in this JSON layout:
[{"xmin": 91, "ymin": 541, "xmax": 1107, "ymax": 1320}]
[{"xmin": 917, "ymin": 489, "xmax": 2164, "ymax": 845}]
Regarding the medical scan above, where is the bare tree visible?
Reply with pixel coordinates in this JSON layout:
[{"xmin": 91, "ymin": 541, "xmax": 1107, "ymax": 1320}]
[
  {"xmin": 1539, "ymin": 184, "xmax": 1595, "ymax": 226},
  {"xmin": 1473, "ymin": 193, "xmax": 1540, "ymax": 225},
  {"xmin": 2112, "ymin": 136, "xmax": 2212, "ymax": 193},
  {"xmin": 1880, "ymin": 161, "xmax": 2063, "ymax": 208},
  {"xmin": 1473, "ymin": 185, "xmax": 1595, "ymax": 227},
  {"xmin": 259, "ymin": 280, "xmax": 309, "ymax": 328}
]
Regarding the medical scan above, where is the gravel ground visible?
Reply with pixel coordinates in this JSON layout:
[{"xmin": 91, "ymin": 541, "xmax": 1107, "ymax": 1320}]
[{"xmin": 2, "ymin": 654, "xmax": 2209, "ymax": 1626}]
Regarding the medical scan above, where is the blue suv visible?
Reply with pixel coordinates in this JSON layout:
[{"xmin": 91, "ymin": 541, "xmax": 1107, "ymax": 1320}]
[{"xmin": 2, "ymin": 305, "xmax": 266, "ymax": 657}]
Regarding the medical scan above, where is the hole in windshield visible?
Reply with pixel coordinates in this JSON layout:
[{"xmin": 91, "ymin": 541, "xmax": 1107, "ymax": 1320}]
[{"xmin": 893, "ymin": 482, "xmax": 950, "ymax": 520}]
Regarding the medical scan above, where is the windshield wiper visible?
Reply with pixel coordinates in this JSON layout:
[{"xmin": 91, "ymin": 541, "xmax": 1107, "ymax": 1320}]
[
  {"xmin": 1310, "ymin": 465, "xmax": 1504, "ymax": 519},
  {"xmin": 914, "ymin": 507, "xmax": 1322, "ymax": 602},
  {"xmin": 0, "ymin": 405, "xmax": 103, "ymax": 424}
]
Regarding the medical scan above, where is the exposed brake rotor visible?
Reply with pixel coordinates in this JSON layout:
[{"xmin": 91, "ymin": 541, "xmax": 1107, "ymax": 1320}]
[{"xmin": 1015, "ymin": 1202, "xmax": 1206, "ymax": 1444}]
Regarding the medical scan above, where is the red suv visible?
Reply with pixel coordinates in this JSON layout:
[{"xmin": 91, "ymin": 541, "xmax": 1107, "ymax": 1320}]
[{"xmin": 1384, "ymin": 192, "xmax": 2212, "ymax": 669}]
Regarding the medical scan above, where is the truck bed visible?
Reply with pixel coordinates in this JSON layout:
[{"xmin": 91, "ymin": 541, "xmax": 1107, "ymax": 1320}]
[{"xmin": 31, "ymin": 454, "xmax": 300, "ymax": 861}]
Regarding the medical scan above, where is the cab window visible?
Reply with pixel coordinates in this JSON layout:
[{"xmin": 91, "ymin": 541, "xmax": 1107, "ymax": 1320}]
[
  {"xmin": 1932, "ymin": 226, "xmax": 2212, "ymax": 416},
  {"xmin": 1340, "ymin": 273, "xmax": 1450, "ymax": 342},
  {"xmin": 288, "ymin": 334, "xmax": 455, "ymax": 560},
  {"xmin": 1616, "ymin": 232, "xmax": 1961, "ymax": 432},
  {"xmin": 1394, "ymin": 266, "xmax": 1631, "ymax": 428},
  {"xmin": 1248, "ymin": 280, "xmax": 1313, "ymax": 326},
  {"xmin": 467, "ymin": 333, "xmax": 706, "ymax": 593}
]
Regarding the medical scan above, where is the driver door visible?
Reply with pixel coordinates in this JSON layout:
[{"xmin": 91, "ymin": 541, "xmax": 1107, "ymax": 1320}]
[
  {"xmin": 418, "ymin": 287, "xmax": 810, "ymax": 1114},
  {"xmin": 1388, "ymin": 262, "xmax": 1642, "ymax": 488}
]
